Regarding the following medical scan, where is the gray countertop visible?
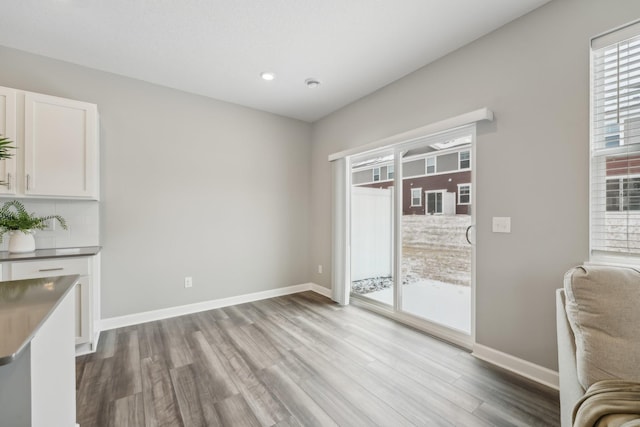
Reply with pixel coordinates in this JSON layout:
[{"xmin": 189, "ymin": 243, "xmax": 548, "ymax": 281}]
[
  {"xmin": 0, "ymin": 246, "xmax": 101, "ymax": 262},
  {"xmin": 0, "ymin": 275, "xmax": 79, "ymax": 365}
]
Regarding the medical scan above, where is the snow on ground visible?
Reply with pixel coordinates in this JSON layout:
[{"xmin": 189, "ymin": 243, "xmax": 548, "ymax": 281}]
[{"xmin": 352, "ymin": 214, "xmax": 472, "ymax": 331}]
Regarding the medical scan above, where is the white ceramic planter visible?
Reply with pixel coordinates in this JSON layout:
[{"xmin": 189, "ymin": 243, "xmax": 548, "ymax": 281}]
[{"xmin": 8, "ymin": 230, "xmax": 36, "ymax": 253}]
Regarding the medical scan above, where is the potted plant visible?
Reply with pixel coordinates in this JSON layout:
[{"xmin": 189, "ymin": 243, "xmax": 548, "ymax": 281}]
[
  {"xmin": 0, "ymin": 134, "xmax": 15, "ymax": 186},
  {"xmin": 0, "ymin": 200, "xmax": 67, "ymax": 253}
]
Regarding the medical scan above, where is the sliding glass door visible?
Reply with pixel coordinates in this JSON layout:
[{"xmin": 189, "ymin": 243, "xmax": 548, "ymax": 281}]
[{"xmin": 349, "ymin": 127, "xmax": 474, "ymax": 339}]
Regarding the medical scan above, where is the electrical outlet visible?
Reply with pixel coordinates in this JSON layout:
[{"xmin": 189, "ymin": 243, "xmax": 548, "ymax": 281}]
[
  {"xmin": 184, "ymin": 276, "xmax": 193, "ymax": 288},
  {"xmin": 318, "ymin": 264, "xmax": 323, "ymax": 274}
]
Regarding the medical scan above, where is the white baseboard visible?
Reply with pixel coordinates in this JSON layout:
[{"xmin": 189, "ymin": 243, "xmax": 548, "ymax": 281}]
[
  {"xmin": 472, "ymin": 343, "xmax": 559, "ymax": 390},
  {"xmin": 311, "ymin": 283, "xmax": 332, "ymax": 298},
  {"xmin": 100, "ymin": 282, "xmax": 330, "ymax": 331}
]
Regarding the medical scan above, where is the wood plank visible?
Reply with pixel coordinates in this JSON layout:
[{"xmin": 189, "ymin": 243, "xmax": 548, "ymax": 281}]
[
  {"xmin": 214, "ymin": 394, "xmax": 262, "ymax": 427},
  {"xmin": 112, "ymin": 329, "xmax": 143, "ymax": 400},
  {"xmin": 140, "ymin": 355, "xmax": 183, "ymax": 427},
  {"xmin": 169, "ymin": 364, "xmax": 221, "ymax": 427},
  {"xmin": 112, "ymin": 393, "xmax": 145, "ymax": 427},
  {"xmin": 76, "ymin": 357, "xmax": 115, "ymax": 426},
  {"xmin": 291, "ymin": 346, "xmax": 415, "ymax": 427},
  {"xmin": 191, "ymin": 314, "xmax": 290, "ymax": 425},
  {"xmin": 191, "ymin": 331, "xmax": 238, "ymax": 402},
  {"xmin": 259, "ymin": 364, "xmax": 339, "ymax": 427},
  {"xmin": 278, "ymin": 351, "xmax": 378, "ymax": 426},
  {"xmin": 76, "ymin": 292, "xmax": 560, "ymax": 426},
  {"xmin": 158, "ymin": 318, "xmax": 193, "ymax": 369}
]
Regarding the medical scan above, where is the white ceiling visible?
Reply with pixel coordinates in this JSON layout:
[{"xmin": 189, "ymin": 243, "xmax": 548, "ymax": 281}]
[{"xmin": 0, "ymin": 0, "xmax": 551, "ymax": 122}]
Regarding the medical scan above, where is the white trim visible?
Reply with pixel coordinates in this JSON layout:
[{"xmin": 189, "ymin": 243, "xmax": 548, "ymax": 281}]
[
  {"xmin": 590, "ymin": 28, "xmax": 640, "ymax": 260},
  {"xmin": 355, "ymin": 167, "xmax": 470, "ymax": 187},
  {"xmin": 457, "ymin": 183, "xmax": 471, "ymax": 205},
  {"xmin": 583, "ymin": 258, "xmax": 640, "ymax": 269},
  {"xmin": 354, "ymin": 178, "xmax": 394, "ymax": 186},
  {"xmin": 591, "ymin": 19, "xmax": 640, "ymax": 49},
  {"xmin": 426, "ymin": 156, "xmax": 436, "ymax": 175},
  {"xmin": 328, "ymin": 108, "xmax": 493, "ymax": 161},
  {"xmin": 100, "ymin": 282, "xmax": 323, "ymax": 331},
  {"xmin": 372, "ymin": 167, "xmax": 381, "ymax": 182},
  {"xmin": 311, "ymin": 283, "xmax": 332, "ymax": 298},
  {"xmin": 425, "ymin": 189, "xmax": 446, "ymax": 214},
  {"xmin": 472, "ymin": 344, "xmax": 559, "ymax": 390},
  {"xmin": 351, "ymin": 144, "xmax": 471, "ymax": 173},
  {"xmin": 386, "ymin": 164, "xmax": 394, "ymax": 180},
  {"xmin": 408, "ymin": 167, "xmax": 470, "ymax": 180},
  {"xmin": 410, "ymin": 187, "xmax": 422, "ymax": 207},
  {"xmin": 458, "ymin": 149, "xmax": 471, "ymax": 171},
  {"xmin": 469, "ymin": 125, "xmax": 477, "ymax": 345},
  {"xmin": 332, "ymin": 157, "xmax": 351, "ymax": 305}
]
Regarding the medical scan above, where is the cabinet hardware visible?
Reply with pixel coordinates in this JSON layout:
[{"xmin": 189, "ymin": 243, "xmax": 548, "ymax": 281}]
[
  {"xmin": 26, "ymin": 174, "xmax": 30, "ymax": 191},
  {"xmin": 6, "ymin": 173, "xmax": 10, "ymax": 191},
  {"xmin": 38, "ymin": 267, "xmax": 64, "ymax": 272}
]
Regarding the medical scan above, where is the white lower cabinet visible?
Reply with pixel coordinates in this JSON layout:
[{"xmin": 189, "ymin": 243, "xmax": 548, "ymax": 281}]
[{"xmin": 7, "ymin": 256, "xmax": 99, "ymax": 352}]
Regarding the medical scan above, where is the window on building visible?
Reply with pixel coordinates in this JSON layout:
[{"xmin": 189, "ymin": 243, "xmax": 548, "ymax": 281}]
[
  {"xmin": 426, "ymin": 157, "xmax": 436, "ymax": 174},
  {"xmin": 373, "ymin": 167, "xmax": 380, "ymax": 182},
  {"xmin": 591, "ymin": 22, "xmax": 640, "ymax": 258},
  {"xmin": 387, "ymin": 165, "xmax": 394, "ymax": 180},
  {"xmin": 606, "ymin": 177, "xmax": 640, "ymax": 211},
  {"xmin": 411, "ymin": 188, "xmax": 422, "ymax": 207},
  {"xmin": 458, "ymin": 184, "xmax": 471, "ymax": 205},
  {"xmin": 459, "ymin": 150, "xmax": 470, "ymax": 169}
]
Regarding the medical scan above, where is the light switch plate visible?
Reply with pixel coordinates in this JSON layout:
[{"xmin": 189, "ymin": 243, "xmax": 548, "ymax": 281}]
[{"xmin": 492, "ymin": 217, "xmax": 511, "ymax": 233}]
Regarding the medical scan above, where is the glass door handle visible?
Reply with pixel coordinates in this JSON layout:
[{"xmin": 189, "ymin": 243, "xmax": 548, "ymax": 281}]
[{"xmin": 465, "ymin": 225, "xmax": 474, "ymax": 245}]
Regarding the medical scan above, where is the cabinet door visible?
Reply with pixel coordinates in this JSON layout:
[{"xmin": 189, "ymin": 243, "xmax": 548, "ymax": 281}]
[
  {"xmin": 10, "ymin": 258, "xmax": 92, "ymax": 345},
  {"xmin": 24, "ymin": 92, "xmax": 98, "ymax": 199},
  {"xmin": 0, "ymin": 87, "xmax": 17, "ymax": 195}
]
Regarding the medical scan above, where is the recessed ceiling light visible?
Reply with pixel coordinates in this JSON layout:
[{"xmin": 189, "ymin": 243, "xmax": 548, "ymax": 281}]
[
  {"xmin": 260, "ymin": 72, "xmax": 276, "ymax": 81},
  {"xmin": 305, "ymin": 78, "xmax": 321, "ymax": 88}
]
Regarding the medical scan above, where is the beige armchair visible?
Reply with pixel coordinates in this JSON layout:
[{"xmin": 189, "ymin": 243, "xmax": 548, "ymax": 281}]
[{"xmin": 556, "ymin": 265, "xmax": 640, "ymax": 427}]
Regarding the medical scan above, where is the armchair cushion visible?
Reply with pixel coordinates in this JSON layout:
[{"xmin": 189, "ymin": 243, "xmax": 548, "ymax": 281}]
[{"xmin": 563, "ymin": 265, "xmax": 640, "ymax": 389}]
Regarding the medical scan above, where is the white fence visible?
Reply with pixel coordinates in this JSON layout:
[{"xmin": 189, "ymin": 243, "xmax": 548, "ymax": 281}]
[{"xmin": 350, "ymin": 186, "xmax": 393, "ymax": 281}]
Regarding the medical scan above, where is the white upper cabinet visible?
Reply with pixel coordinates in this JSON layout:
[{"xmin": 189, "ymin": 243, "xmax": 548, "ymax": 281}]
[
  {"xmin": 0, "ymin": 87, "xmax": 17, "ymax": 195},
  {"xmin": 24, "ymin": 92, "xmax": 99, "ymax": 199},
  {"xmin": 0, "ymin": 86, "xmax": 99, "ymax": 200}
]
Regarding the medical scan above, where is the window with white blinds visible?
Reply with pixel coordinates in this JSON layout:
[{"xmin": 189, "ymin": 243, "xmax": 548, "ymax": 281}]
[{"xmin": 591, "ymin": 22, "xmax": 640, "ymax": 259}]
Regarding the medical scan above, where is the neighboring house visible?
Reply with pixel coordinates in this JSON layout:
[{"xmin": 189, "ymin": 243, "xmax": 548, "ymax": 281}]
[
  {"xmin": 352, "ymin": 145, "xmax": 472, "ymax": 215},
  {"xmin": 606, "ymin": 154, "xmax": 640, "ymax": 212}
]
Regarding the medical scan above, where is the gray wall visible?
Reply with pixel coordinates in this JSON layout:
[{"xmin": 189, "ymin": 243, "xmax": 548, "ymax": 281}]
[
  {"xmin": 437, "ymin": 153, "xmax": 459, "ymax": 173},
  {"xmin": 403, "ymin": 159, "xmax": 425, "ymax": 178},
  {"xmin": 0, "ymin": 45, "xmax": 311, "ymax": 318},
  {"xmin": 309, "ymin": 0, "xmax": 640, "ymax": 370}
]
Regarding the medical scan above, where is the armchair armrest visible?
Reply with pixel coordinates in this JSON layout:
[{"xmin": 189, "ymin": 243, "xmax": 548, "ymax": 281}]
[{"xmin": 556, "ymin": 289, "xmax": 585, "ymax": 427}]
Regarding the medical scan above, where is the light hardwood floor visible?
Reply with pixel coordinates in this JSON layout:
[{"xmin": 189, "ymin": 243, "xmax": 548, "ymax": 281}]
[{"xmin": 76, "ymin": 291, "xmax": 560, "ymax": 426}]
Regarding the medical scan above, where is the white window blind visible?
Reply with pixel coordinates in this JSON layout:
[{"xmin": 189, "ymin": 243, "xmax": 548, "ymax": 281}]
[{"xmin": 591, "ymin": 23, "xmax": 640, "ymax": 258}]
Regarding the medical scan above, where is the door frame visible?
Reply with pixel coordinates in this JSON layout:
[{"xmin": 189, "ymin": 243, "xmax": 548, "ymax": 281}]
[
  {"xmin": 348, "ymin": 124, "xmax": 477, "ymax": 350},
  {"xmin": 425, "ymin": 189, "xmax": 446, "ymax": 215}
]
